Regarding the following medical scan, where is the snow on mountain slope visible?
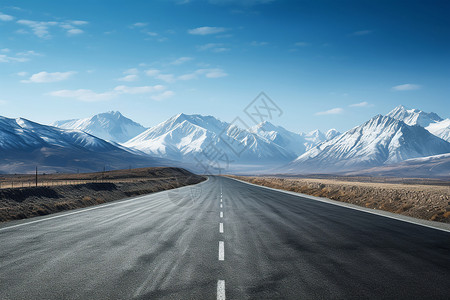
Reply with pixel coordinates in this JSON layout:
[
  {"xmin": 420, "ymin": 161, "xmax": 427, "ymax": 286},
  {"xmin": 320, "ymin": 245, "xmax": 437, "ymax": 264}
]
[
  {"xmin": 281, "ymin": 115, "xmax": 450, "ymax": 174},
  {"xmin": 0, "ymin": 116, "xmax": 168, "ymax": 173},
  {"xmin": 250, "ymin": 121, "xmax": 307, "ymax": 155},
  {"xmin": 250, "ymin": 122, "xmax": 340, "ymax": 156},
  {"xmin": 325, "ymin": 128, "xmax": 340, "ymax": 140},
  {"xmin": 387, "ymin": 105, "xmax": 443, "ymax": 127},
  {"xmin": 124, "ymin": 113, "xmax": 295, "ymax": 170},
  {"xmin": 426, "ymin": 119, "xmax": 450, "ymax": 142},
  {"xmin": 52, "ymin": 111, "xmax": 147, "ymax": 143}
]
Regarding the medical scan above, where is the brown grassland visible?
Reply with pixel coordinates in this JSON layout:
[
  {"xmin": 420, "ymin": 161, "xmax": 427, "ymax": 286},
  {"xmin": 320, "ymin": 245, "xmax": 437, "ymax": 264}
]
[{"xmin": 0, "ymin": 167, "xmax": 205, "ymax": 222}]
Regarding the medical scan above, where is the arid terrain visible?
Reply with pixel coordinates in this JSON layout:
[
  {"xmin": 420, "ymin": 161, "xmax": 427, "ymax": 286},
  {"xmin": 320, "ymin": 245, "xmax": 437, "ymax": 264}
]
[
  {"xmin": 0, "ymin": 167, "xmax": 205, "ymax": 222},
  {"xmin": 229, "ymin": 175, "xmax": 450, "ymax": 223}
]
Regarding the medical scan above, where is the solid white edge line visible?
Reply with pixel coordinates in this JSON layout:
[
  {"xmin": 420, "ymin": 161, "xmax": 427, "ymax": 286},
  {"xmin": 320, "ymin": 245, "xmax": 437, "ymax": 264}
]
[
  {"xmin": 0, "ymin": 177, "xmax": 211, "ymax": 232},
  {"xmin": 217, "ymin": 280, "xmax": 225, "ymax": 300},
  {"xmin": 219, "ymin": 241, "xmax": 224, "ymax": 260},
  {"xmin": 220, "ymin": 211, "xmax": 223, "ymax": 218},
  {"xmin": 220, "ymin": 222, "xmax": 224, "ymax": 233},
  {"xmin": 228, "ymin": 177, "xmax": 450, "ymax": 234}
]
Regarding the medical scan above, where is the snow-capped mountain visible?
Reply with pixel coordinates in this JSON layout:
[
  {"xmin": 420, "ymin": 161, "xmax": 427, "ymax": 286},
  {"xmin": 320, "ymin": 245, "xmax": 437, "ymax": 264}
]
[
  {"xmin": 387, "ymin": 105, "xmax": 450, "ymax": 142},
  {"xmin": 250, "ymin": 121, "xmax": 307, "ymax": 156},
  {"xmin": 52, "ymin": 111, "xmax": 147, "ymax": 143},
  {"xmin": 325, "ymin": 128, "xmax": 340, "ymax": 140},
  {"xmin": 426, "ymin": 119, "xmax": 450, "ymax": 142},
  {"xmin": 387, "ymin": 105, "xmax": 443, "ymax": 127},
  {"xmin": 124, "ymin": 113, "xmax": 295, "ymax": 171},
  {"xmin": 281, "ymin": 115, "xmax": 450, "ymax": 174},
  {"xmin": 250, "ymin": 122, "xmax": 341, "ymax": 155},
  {"xmin": 0, "ymin": 116, "xmax": 168, "ymax": 173}
]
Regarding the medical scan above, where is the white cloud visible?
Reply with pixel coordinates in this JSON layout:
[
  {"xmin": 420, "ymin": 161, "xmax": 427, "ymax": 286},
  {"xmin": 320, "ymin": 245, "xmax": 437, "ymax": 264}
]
[
  {"xmin": 350, "ymin": 30, "xmax": 373, "ymax": 36},
  {"xmin": 22, "ymin": 71, "xmax": 76, "ymax": 83},
  {"xmin": 124, "ymin": 68, "xmax": 139, "ymax": 75},
  {"xmin": 1, "ymin": 48, "xmax": 10, "ymax": 53},
  {"xmin": 315, "ymin": 107, "xmax": 344, "ymax": 115},
  {"xmin": 114, "ymin": 85, "xmax": 165, "ymax": 94},
  {"xmin": 179, "ymin": 68, "xmax": 228, "ymax": 80},
  {"xmin": 198, "ymin": 43, "xmax": 230, "ymax": 52},
  {"xmin": 67, "ymin": 28, "xmax": 83, "ymax": 35},
  {"xmin": 0, "ymin": 54, "xmax": 26, "ymax": 63},
  {"xmin": 72, "ymin": 20, "xmax": 88, "ymax": 26},
  {"xmin": 0, "ymin": 12, "xmax": 14, "ymax": 21},
  {"xmin": 151, "ymin": 90, "xmax": 175, "ymax": 101},
  {"xmin": 188, "ymin": 26, "xmax": 227, "ymax": 35},
  {"xmin": 391, "ymin": 83, "xmax": 421, "ymax": 91},
  {"xmin": 145, "ymin": 69, "xmax": 176, "ymax": 83},
  {"xmin": 118, "ymin": 74, "xmax": 139, "ymax": 82},
  {"xmin": 49, "ymin": 84, "xmax": 166, "ymax": 102},
  {"xmin": 131, "ymin": 22, "xmax": 148, "ymax": 28},
  {"xmin": 16, "ymin": 19, "xmax": 87, "ymax": 38},
  {"xmin": 16, "ymin": 71, "xmax": 28, "ymax": 76},
  {"xmin": 349, "ymin": 101, "xmax": 370, "ymax": 107},
  {"xmin": 49, "ymin": 89, "xmax": 116, "ymax": 102},
  {"xmin": 171, "ymin": 56, "xmax": 193, "ymax": 65},
  {"xmin": 204, "ymin": 68, "xmax": 228, "ymax": 78}
]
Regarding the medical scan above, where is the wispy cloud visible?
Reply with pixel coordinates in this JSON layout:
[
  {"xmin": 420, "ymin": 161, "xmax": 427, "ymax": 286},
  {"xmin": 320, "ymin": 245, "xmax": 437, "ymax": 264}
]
[
  {"xmin": 350, "ymin": 30, "xmax": 373, "ymax": 36},
  {"xmin": 118, "ymin": 74, "xmax": 139, "ymax": 82},
  {"xmin": 349, "ymin": 101, "xmax": 370, "ymax": 107},
  {"xmin": 0, "ymin": 12, "xmax": 14, "ymax": 21},
  {"xmin": 179, "ymin": 68, "xmax": 228, "ymax": 80},
  {"xmin": 0, "ymin": 49, "xmax": 41, "ymax": 63},
  {"xmin": 171, "ymin": 56, "xmax": 193, "ymax": 65},
  {"xmin": 16, "ymin": 19, "xmax": 88, "ymax": 38},
  {"xmin": 21, "ymin": 71, "xmax": 76, "ymax": 83},
  {"xmin": 130, "ymin": 22, "xmax": 148, "ymax": 28},
  {"xmin": 315, "ymin": 107, "xmax": 344, "ymax": 115},
  {"xmin": 188, "ymin": 26, "xmax": 227, "ymax": 35},
  {"xmin": 391, "ymin": 83, "xmax": 421, "ymax": 91},
  {"xmin": 198, "ymin": 43, "xmax": 230, "ymax": 52},
  {"xmin": 49, "ymin": 84, "xmax": 166, "ymax": 102},
  {"xmin": 151, "ymin": 90, "xmax": 175, "ymax": 101},
  {"xmin": 145, "ymin": 69, "xmax": 176, "ymax": 83}
]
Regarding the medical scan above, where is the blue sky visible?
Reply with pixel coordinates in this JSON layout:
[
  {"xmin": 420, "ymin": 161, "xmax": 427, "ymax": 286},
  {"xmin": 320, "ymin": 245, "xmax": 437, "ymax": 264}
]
[{"xmin": 0, "ymin": 0, "xmax": 449, "ymax": 133}]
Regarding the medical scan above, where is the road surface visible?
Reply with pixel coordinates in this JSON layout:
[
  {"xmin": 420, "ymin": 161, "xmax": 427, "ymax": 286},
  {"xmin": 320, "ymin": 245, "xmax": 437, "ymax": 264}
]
[{"xmin": 1, "ymin": 176, "xmax": 449, "ymax": 299}]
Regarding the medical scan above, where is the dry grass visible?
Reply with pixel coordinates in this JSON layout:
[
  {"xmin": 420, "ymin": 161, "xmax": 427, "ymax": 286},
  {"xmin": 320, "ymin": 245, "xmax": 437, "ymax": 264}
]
[
  {"xmin": 0, "ymin": 167, "xmax": 205, "ymax": 223},
  {"xmin": 229, "ymin": 176, "xmax": 450, "ymax": 223}
]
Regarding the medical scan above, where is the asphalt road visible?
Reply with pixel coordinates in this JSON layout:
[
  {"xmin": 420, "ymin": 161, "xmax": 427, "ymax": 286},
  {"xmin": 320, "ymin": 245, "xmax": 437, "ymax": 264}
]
[{"xmin": 1, "ymin": 176, "xmax": 449, "ymax": 299}]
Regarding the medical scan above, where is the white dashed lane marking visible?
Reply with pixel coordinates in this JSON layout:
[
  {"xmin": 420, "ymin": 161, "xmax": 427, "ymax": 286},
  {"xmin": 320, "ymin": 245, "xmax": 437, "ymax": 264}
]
[
  {"xmin": 217, "ymin": 280, "xmax": 225, "ymax": 300},
  {"xmin": 220, "ymin": 211, "xmax": 223, "ymax": 218},
  {"xmin": 219, "ymin": 241, "xmax": 224, "ymax": 261},
  {"xmin": 219, "ymin": 222, "xmax": 223, "ymax": 233}
]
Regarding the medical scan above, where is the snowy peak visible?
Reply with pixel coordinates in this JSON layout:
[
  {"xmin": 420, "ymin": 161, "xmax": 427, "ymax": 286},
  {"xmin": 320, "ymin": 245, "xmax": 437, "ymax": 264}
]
[
  {"xmin": 124, "ymin": 113, "xmax": 296, "ymax": 169},
  {"xmin": 426, "ymin": 118, "xmax": 450, "ymax": 142},
  {"xmin": 325, "ymin": 128, "xmax": 340, "ymax": 140},
  {"xmin": 52, "ymin": 111, "xmax": 147, "ymax": 143},
  {"xmin": 387, "ymin": 105, "xmax": 443, "ymax": 127},
  {"xmin": 283, "ymin": 114, "xmax": 450, "ymax": 174}
]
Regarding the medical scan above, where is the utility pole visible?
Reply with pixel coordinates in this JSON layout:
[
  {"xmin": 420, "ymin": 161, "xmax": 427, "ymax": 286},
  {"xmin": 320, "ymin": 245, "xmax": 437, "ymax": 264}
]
[{"xmin": 35, "ymin": 166, "xmax": 38, "ymax": 187}]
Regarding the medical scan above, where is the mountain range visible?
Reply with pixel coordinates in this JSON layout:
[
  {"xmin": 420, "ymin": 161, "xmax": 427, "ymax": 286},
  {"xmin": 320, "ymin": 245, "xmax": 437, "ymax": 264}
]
[
  {"xmin": 0, "ymin": 116, "xmax": 170, "ymax": 174},
  {"xmin": 51, "ymin": 111, "xmax": 147, "ymax": 143},
  {"xmin": 0, "ymin": 105, "xmax": 449, "ymax": 177}
]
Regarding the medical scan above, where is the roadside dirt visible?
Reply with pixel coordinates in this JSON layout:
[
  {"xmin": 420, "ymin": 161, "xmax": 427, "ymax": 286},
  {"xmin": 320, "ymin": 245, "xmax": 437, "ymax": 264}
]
[
  {"xmin": 228, "ymin": 176, "xmax": 450, "ymax": 223},
  {"xmin": 0, "ymin": 167, "xmax": 205, "ymax": 223}
]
